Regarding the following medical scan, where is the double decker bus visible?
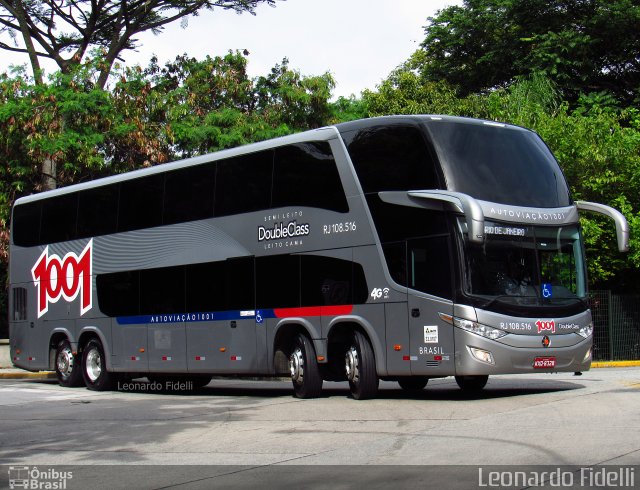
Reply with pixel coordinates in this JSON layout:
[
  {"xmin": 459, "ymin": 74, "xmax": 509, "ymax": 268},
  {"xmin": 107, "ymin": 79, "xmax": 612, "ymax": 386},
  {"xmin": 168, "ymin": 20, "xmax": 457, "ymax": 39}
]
[{"xmin": 8, "ymin": 116, "xmax": 629, "ymax": 399}]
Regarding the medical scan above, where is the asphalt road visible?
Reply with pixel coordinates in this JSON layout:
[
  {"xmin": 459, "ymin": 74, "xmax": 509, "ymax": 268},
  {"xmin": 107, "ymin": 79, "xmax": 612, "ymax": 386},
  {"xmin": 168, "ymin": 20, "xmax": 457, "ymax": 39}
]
[{"xmin": 0, "ymin": 369, "xmax": 638, "ymax": 489}]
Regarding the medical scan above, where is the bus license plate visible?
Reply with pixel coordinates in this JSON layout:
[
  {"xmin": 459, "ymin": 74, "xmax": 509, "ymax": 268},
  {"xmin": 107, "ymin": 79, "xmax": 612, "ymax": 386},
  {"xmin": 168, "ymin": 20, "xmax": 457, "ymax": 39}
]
[{"xmin": 533, "ymin": 357, "xmax": 556, "ymax": 369}]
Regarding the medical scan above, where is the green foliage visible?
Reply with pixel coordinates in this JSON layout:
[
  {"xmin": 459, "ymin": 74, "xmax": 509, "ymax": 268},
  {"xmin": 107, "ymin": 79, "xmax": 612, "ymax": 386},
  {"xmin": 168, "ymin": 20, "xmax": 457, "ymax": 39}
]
[
  {"xmin": 329, "ymin": 95, "xmax": 368, "ymax": 123},
  {"xmin": 361, "ymin": 53, "xmax": 477, "ymax": 117},
  {"xmin": 420, "ymin": 0, "xmax": 640, "ymax": 106},
  {"xmin": 104, "ymin": 52, "xmax": 335, "ymax": 162},
  {"xmin": 0, "ymin": 49, "xmax": 337, "ymax": 199}
]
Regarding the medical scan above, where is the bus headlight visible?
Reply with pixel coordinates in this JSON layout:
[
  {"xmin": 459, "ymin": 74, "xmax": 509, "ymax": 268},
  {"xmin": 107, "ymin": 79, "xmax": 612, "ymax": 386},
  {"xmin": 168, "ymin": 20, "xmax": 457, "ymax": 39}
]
[
  {"xmin": 453, "ymin": 317, "xmax": 508, "ymax": 340},
  {"xmin": 578, "ymin": 323, "xmax": 593, "ymax": 339}
]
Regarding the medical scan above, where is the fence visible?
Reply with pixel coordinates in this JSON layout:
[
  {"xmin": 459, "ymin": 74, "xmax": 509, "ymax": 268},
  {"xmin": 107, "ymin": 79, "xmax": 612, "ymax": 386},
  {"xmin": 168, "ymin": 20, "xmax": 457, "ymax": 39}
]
[{"xmin": 590, "ymin": 290, "xmax": 640, "ymax": 361}]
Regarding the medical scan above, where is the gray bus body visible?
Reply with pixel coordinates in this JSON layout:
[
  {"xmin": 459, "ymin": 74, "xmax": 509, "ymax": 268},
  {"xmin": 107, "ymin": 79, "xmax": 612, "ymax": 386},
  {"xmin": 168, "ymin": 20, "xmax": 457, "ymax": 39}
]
[{"xmin": 8, "ymin": 115, "xmax": 629, "ymax": 398}]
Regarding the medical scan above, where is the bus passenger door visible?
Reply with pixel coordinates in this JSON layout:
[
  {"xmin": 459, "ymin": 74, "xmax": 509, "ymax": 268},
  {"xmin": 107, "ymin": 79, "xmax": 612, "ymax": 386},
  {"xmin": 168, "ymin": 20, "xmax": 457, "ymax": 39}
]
[
  {"xmin": 223, "ymin": 256, "xmax": 259, "ymax": 373},
  {"xmin": 9, "ymin": 286, "xmax": 32, "ymax": 369},
  {"xmin": 406, "ymin": 237, "xmax": 455, "ymax": 376}
]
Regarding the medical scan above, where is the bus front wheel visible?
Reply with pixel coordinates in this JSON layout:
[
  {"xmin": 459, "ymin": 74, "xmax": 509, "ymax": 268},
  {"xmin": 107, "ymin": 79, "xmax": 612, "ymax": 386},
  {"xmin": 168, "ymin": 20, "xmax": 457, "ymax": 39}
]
[
  {"xmin": 455, "ymin": 375, "xmax": 488, "ymax": 393},
  {"xmin": 82, "ymin": 339, "xmax": 117, "ymax": 391},
  {"xmin": 55, "ymin": 339, "xmax": 84, "ymax": 388},
  {"xmin": 345, "ymin": 331, "xmax": 378, "ymax": 400},
  {"xmin": 289, "ymin": 333, "xmax": 323, "ymax": 398}
]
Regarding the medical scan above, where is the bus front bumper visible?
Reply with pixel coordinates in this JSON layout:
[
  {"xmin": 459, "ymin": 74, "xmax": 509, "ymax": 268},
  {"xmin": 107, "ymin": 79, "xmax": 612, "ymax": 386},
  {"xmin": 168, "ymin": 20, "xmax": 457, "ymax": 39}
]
[{"xmin": 454, "ymin": 328, "xmax": 592, "ymax": 375}]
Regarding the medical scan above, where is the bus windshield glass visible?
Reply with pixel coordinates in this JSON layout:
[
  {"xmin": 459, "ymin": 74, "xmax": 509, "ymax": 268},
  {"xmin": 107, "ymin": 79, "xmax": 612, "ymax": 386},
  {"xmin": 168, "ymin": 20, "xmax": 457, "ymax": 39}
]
[
  {"xmin": 460, "ymin": 220, "xmax": 587, "ymax": 309},
  {"xmin": 426, "ymin": 121, "xmax": 571, "ymax": 208}
]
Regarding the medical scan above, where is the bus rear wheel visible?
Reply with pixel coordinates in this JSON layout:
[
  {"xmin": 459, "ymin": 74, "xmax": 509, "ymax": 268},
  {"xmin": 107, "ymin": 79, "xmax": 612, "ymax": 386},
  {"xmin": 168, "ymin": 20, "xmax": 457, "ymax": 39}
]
[
  {"xmin": 55, "ymin": 339, "xmax": 84, "ymax": 388},
  {"xmin": 455, "ymin": 375, "xmax": 488, "ymax": 393},
  {"xmin": 345, "ymin": 331, "xmax": 378, "ymax": 400},
  {"xmin": 82, "ymin": 338, "xmax": 117, "ymax": 391},
  {"xmin": 289, "ymin": 332, "xmax": 323, "ymax": 399}
]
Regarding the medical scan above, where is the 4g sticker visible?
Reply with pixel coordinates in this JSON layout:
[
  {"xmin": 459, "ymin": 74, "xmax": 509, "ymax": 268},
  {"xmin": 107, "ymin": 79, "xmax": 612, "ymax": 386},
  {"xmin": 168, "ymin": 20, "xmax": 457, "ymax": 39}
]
[
  {"xmin": 370, "ymin": 287, "xmax": 390, "ymax": 300},
  {"xmin": 31, "ymin": 240, "xmax": 93, "ymax": 318}
]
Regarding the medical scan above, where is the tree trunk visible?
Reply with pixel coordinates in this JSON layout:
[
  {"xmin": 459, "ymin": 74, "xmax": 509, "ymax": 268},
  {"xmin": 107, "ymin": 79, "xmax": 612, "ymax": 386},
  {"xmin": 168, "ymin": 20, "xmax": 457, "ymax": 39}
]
[
  {"xmin": 42, "ymin": 157, "xmax": 56, "ymax": 190},
  {"xmin": 12, "ymin": 0, "xmax": 43, "ymax": 85}
]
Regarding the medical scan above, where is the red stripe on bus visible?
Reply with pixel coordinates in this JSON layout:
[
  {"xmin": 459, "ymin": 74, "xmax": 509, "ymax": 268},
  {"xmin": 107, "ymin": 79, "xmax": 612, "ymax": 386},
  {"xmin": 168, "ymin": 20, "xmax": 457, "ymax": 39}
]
[{"xmin": 273, "ymin": 305, "xmax": 353, "ymax": 318}]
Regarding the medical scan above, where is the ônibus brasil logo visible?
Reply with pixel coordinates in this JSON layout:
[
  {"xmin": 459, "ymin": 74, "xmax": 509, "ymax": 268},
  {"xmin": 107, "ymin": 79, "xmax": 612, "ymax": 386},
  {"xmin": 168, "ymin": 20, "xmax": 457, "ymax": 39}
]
[{"xmin": 31, "ymin": 240, "xmax": 93, "ymax": 318}]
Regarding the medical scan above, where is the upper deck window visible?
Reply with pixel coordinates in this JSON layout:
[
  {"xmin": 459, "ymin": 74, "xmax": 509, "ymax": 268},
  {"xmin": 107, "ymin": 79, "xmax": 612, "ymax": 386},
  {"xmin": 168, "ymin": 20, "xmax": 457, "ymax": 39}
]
[
  {"xmin": 273, "ymin": 142, "xmax": 348, "ymax": 212},
  {"xmin": 12, "ymin": 141, "xmax": 348, "ymax": 247},
  {"xmin": 342, "ymin": 125, "xmax": 441, "ymax": 194},
  {"xmin": 426, "ymin": 121, "xmax": 571, "ymax": 207}
]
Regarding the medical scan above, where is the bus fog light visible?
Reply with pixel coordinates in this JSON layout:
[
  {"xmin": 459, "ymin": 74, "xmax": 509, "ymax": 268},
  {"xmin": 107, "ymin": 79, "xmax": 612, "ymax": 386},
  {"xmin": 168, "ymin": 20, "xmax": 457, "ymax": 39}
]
[
  {"xmin": 469, "ymin": 347, "xmax": 494, "ymax": 365},
  {"xmin": 578, "ymin": 323, "xmax": 593, "ymax": 339},
  {"xmin": 583, "ymin": 348, "xmax": 592, "ymax": 362}
]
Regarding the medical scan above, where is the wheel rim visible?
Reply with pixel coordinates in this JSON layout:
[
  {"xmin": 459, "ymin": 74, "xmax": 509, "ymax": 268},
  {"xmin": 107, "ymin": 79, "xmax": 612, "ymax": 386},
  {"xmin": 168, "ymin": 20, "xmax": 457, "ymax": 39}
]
[
  {"xmin": 56, "ymin": 346, "xmax": 74, "ymax": 379},
  {"xmin": 85, "ymin": 348, "xmax": 102, "ymax": 382},
  {"xmin": 290, "ymin": 347, "xmax": 304, "ymax": 385},
  {"xmin": 345, "ymin": 346, "xmax": 359, "ymax": 383}
]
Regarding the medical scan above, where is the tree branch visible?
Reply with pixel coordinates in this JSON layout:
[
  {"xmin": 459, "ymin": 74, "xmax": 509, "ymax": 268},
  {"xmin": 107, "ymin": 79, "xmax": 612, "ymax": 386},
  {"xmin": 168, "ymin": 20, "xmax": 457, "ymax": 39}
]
[{"xmin": 1, "ymin": 0, "xmax": 283, "ymax": 82}]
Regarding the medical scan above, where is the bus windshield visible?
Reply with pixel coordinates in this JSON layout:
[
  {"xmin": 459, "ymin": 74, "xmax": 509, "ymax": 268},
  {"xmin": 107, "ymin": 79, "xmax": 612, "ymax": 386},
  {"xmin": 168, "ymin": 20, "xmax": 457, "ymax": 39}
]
[
  {"xmin": 460, "ymin": 220, "xmax": 587, "ymax": 310},
  {"xmin": 426, "ymin": 121, "xmax": 571, "ymax": 208}
]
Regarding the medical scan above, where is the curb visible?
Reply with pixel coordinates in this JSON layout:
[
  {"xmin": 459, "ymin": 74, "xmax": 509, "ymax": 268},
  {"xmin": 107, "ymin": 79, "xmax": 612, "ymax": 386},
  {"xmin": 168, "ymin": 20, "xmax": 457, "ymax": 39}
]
[
  {"xmin": 591, "ymin": 361, "xmax": 640, "ymax": 368},
  {"xmin": 0, "ymin": 371, "xmax": 57, "ymax": 380}
]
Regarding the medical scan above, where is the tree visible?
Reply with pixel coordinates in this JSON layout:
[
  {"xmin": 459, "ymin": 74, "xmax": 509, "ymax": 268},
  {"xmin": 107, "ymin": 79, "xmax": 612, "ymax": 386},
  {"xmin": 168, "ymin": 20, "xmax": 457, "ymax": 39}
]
[
  {"xmin": 0, "ymin": 0, "xmax": 281, "ymax": 190},
  {"xmin": 109, "ymin": 52, "xmax": 335, "ymax": 160},
  {"xmin": 0, "ymin": 51, "xmax": 336, "ymax": 197},
  {"xmin": 0, "ymin": 0, "xmax": 279, "ymax": 88},
  {"xmin": 419, "ymin": 0, "xmax": 640, "ymax": 105}
]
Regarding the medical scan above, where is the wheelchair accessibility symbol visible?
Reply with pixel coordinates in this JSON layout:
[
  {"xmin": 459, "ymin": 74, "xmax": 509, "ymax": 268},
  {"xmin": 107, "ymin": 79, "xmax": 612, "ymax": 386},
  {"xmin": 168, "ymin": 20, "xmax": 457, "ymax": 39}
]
[
  {"xmin": 256, "ymin": 311, "xmax": 264, "ymax": 324},
  {"xmin": 542, "ymin": 283, "xmax": 553, "ymax": 299}
]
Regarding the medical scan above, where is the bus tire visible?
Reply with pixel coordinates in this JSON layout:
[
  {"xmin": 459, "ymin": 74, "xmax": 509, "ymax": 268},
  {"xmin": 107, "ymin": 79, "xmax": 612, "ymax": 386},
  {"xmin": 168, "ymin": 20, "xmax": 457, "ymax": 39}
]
[
  {"xmin": 82, "ymin": 338, "xmax": 116, "ymax": 391},
  {"xmin": 289, "ymin": 332, "xmax": 323, "ymax": 399},
  {"xmin": 398, "ymin": 377, "xmax": 429, "ymax": 392},
  {"xmin": 345, "ymin": 330, "xmax": 378, "ymax": 400},
  {"xmin": 55, "ymin": 339, "xmax": 84, "ymax": 388},
  {"xmin": 455, "ymin": 375, "xmax": 488, "ymax": 393}
]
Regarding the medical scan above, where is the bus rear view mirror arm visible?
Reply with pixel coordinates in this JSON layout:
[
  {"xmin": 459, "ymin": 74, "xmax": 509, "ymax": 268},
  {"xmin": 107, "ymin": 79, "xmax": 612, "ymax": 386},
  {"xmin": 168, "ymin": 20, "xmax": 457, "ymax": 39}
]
[
  {"xmin": 576, "ymin": 201, "xmax": 630, "ymax": 253},
  {"xmin": 408, "ymin": 190, "xmax": 485, "ymax": 244}
]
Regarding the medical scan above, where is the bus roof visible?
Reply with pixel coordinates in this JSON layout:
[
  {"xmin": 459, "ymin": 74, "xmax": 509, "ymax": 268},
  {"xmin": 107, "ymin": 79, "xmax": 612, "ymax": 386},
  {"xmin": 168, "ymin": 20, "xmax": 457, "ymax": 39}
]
[
  {"xmin": 14, "ymin": 115, "xmax": 533, "ymax": 207},
  {"xmin": 334, "ymin": 114, "xmax": 532, "ymax": 133}
]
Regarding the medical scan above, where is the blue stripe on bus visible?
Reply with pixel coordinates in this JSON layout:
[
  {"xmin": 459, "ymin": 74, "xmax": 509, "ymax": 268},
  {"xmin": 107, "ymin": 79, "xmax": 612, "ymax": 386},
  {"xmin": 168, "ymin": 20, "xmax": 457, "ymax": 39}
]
[
  {"xmin": 116, "ymin": 310, "xmax": 273, "ymax": 325},
  {"xmin": 115, "ymin": 305, "xmax": 353, "ymax": 325}
]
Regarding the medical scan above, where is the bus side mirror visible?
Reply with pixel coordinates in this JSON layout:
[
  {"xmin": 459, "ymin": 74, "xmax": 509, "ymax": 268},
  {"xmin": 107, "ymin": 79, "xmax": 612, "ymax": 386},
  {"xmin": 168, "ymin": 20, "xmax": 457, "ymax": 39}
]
[
  {"xmin": 576, "ymin": 201, "xmax": 630, "ymax": 253},
  {"xmin": 408, "ymin": 190, "xmax": 485, "ymax": 245},
  {"xmin": 378, "ymin": 190, "xmax": 485, "ymax": 245}
]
